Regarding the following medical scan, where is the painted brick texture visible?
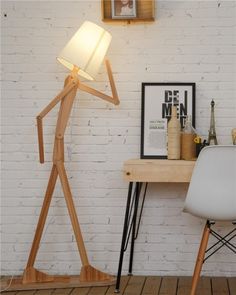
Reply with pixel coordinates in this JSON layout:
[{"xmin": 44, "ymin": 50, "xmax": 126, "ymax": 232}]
[{"xmin": 1, "ymin": 0, "xmax": 236, "ymax": 277}]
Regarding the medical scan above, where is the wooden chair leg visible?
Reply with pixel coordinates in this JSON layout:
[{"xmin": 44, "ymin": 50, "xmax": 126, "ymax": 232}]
[
  {"xmin": 23, "ymin": 164, "xmax": 58, "ymax": 283},
  {"xmin": 190, "ymin": 221, "xmax": 211, "ymax": 295}
]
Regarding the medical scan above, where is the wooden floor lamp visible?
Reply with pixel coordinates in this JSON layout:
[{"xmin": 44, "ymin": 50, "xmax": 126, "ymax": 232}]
[{"xmin": 9, "ymin": 21, "xmax": 120, "ymax": 290}]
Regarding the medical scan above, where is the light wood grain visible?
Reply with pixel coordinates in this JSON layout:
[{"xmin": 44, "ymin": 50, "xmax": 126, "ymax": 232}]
[
  {"xmin": 123, "ymin": 159, "xmax": 195, "ymax": 182},
  {"xmin": 25, "ymin": 164, "xmax": 58, "ymax": 270},
  {"xmin": 79, "ymin": 265, "xmax": 115, "ymax": 283},
  {"xmin": 38, "ymin": 81, "xmax": 75, "ymax": 119},
  {"xmin": 78, "ymin": 59, "xmax": 119, "ymax": 106},
  {"xmin": 36, "ymin": 80, "xmax": 76, "ymax": 164},
  {"xmin": 102, "ymin": 0, "xmax": 155, "ymax": 22},
  {"xmin": 105, "ymin": 59, "xmax": 119, "ymax": 105},
  {"xmin": 55, "ymin": 77, "xmax": 77, "ymax": 139},
  {"xmin": 36, "ymin": 116, "xmax": 44, "ymax": 163},
  {"xmin": 1, "ymin": 275, "xmax": 115, "ymax": 292},
  {"xmin": 191, "ymin": 223, "xmax": 211, "ymax": 295},
  {"xmin": 20, "ymin": 66, "xmax": 119, "ymax": 288},
  {"xmin": 57, "ymin": 161, "xmax": 89, "ymax": 267}
]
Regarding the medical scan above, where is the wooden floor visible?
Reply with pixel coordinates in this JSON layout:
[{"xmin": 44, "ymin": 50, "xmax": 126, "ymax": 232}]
[{"xmin": 1, "ymin": 276, "xmax": 236, "ymax": 295}]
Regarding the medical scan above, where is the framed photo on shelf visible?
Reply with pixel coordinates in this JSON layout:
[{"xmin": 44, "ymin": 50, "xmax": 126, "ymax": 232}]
[
  {"xmin": 141, "ymin": 82, "xmax": 196, "ymax": 159},
  {"xmin": 111, "ymin": 0, "xmax": 137, "ymax": 19}
]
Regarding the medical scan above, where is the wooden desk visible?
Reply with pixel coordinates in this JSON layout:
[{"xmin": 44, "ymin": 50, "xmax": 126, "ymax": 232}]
[
  {"xmin": 124, "ymin": 159, "xmax": 195, "ymax": 182},
  {"xmin": 115, "ymin": 159, "xmax": 195, "ymax": 293}
]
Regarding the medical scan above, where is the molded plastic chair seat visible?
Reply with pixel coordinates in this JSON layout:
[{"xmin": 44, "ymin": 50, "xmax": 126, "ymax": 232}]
[
  {"xmin": 183, "ymin": 145, "xmax": 236, "ymax": 295},
  {"xmin": 184, "ymin": 145, "xmax": 236, "ymax": 221}
]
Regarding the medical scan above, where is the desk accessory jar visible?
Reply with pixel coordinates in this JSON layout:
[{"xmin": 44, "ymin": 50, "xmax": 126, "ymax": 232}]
[
  {"xmin": 167, "ymin": 106, "xmax": 181, "ymax": 159},
  {"xmin": 181, "ymin": 115, "xmax": 196, "ymax": 160}
]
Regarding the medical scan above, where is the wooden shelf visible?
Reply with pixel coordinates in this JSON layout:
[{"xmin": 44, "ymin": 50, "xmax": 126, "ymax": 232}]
[{"xmin": 101, "ymin": 0, "xmax": 155, "ymax": 23}]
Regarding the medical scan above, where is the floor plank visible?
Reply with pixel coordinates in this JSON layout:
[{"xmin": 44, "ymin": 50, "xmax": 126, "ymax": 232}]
[
  {"xmin": 123, "ymin": 276, "xmax": 146, "ymax": 295},
  {"xmin": 1, "ymin": 276, "xmax": 235, "ymax": 295},
  {"xmin": 196, "ymin": 277, "xmax": 211, "ymax": 295},
  {"xmin": 177, "ymin": 277, "xmax": 192, "ymax": 295},
  {"xmin": 16, "ymin": 291, "xmax": 36, "ymax": 295},
  {"xmin": 52, "ymin": 289, "xmax": 73, "ymax": 295},
  {"xmin": 34, "ymin": 290, "xmax": 55, "ymax": 295},
  {"xmin": 211, "ymin": 277, "xmax": 229, "ymax": 295},
  {"xmin": 106, "ymin": 276, "xmax": 130, "ymax": 294},
  {"xmin": 141, "ymin": 276, "xmax": 161, "ymax": 295},
  {"xmin": 70, "ymin": 287, "xmax": 90, "ymax": 295},
  {"xmin": 159, "ymin": 277, "xmax": 178, "ymax": 295},
  {"xmin": 87, "ymin": 286, "xmax": 108, "ymax": 295},
  {"xmin": 228, "ymin": 277, "xmax": 236, "ymax": 295}
]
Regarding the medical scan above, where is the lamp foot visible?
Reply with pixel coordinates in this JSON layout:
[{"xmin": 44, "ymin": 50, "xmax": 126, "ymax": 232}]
[
  {"xmin": 80, "ymin": 265, "xmax": 115, "ymax": 282},
  {"xmin": 23, "ymin": 267, "xmax": 57, "ymax": 284},
  {"xmin": 22, "ymin": 267, "xmax": 70, "ymax": 284},
  {"xmin": 2, "ymin": 266, "xmax": 115, "ymax": 291}
]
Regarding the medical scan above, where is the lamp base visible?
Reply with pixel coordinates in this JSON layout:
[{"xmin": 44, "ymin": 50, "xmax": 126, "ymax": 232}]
[{"xmin": 2, "ymin": 267, "xmax": 115, "ymax": 291}]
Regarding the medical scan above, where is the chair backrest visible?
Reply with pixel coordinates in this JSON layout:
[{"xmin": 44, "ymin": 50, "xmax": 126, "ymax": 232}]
[{"xmin": 184, "ymin": 145, "xmax": 236, "ymax": 221}]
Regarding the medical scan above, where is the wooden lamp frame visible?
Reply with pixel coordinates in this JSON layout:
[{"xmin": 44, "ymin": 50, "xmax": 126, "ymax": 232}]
[{"xmin": 8, "ymin": 59, "xmax": 119, "ymax": 291}]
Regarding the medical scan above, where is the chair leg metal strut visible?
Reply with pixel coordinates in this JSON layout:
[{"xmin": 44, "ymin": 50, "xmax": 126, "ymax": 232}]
[{"xmin": 115, "ymin": 182, "xmax": 148, "ymax": 293}]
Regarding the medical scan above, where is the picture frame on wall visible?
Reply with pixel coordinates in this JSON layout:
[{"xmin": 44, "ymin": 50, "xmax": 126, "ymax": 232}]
[
  {"xmin": 141, "ymin": 82, "xmax": 196, "ymax": 159},
  {"xmin": 111, "ymin": 0, "xmax": 137, "ymax": 19}
]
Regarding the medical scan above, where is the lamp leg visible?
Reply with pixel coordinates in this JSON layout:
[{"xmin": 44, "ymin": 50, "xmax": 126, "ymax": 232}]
[
  {"xmin": 56, "ymin": 161, "xmax": 89, "ymax": 266},
  {"xmin": 23, "ymin": 164, "xmax": 58, "ymax": 283},
  {"xmin": 56, "ymin": 161, "xmax": 114, "ymax": 282},
  {"xmin": 190, "ymin": 221, "xmax": 211, "ymax": 295}
]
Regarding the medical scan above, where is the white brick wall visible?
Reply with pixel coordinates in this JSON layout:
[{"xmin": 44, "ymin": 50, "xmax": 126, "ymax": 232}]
[{"xmin": 1, "ymin": 0, "xmax": 236, "ymax": 277}]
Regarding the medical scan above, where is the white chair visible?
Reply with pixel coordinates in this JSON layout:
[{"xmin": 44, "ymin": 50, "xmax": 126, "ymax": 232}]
[{"xmin": 183, "ymin": 145, "xmax": 236, "ymax": 295}]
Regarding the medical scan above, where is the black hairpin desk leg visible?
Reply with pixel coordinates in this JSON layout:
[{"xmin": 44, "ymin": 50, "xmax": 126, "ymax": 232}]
[
  {"xmin": 115, "ymin": 182, "xmax": 147, "ymax": 293},
  {"xmin": 128, "ymin": 183, "xmax": 141, "ymax": 275},
  {"xmin": 115, "ymin": 182, "xmax": 134, "ymax": 293}
]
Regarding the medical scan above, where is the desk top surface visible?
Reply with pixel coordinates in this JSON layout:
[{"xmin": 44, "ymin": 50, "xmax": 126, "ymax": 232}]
[{"xmin": 123, "ymin": 159, "xmax": 195, "ymax": 183}]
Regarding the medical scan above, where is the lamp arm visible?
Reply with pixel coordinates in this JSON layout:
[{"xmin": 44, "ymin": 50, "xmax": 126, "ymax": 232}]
[
  {"xmin": 77, "ymin": 59, "xmax": 120, "ymax": 106},
  {"xmin": 36, "ymin": 80, "xmax": 77, "ymax": 164},
  {"xmin": 78, "ymin": 83, "xmax": 119, "ymax": 105},
  {"xmin": 105, "ymin": 59, "xmax": 119, "ymax": 105},
  {"xmin": 36, "ymin": 116, "xmax": 45, "ymax": 164}
]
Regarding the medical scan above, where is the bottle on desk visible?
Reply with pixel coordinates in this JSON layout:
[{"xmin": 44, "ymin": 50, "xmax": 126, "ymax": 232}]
[
  {"xmin": 167, "ymin": 105, "xmax": 181, "ymax": 160},
  {"xmin": 181, "ymin": 115, "xmax": 196, "ymax": 160}
]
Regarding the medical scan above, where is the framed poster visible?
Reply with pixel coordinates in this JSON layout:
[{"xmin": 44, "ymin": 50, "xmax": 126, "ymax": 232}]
[
  {"xmin": 141, "ymin": 82, "xmax": 195, "ymax": 159},
  {"xmin": 111, "ymin": 0, "xmax": 137, "ymax": 19}
]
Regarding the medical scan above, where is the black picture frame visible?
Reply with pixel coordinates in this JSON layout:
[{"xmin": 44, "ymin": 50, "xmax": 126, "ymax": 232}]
[{"xmin": 141, "ymin": 82, "xmax": 196, "ymax": 159}]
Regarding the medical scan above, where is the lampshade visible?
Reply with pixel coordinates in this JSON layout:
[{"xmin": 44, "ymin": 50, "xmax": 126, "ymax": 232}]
[{"xmin": 57, "ymin": 21, "xmax": 112, "ymax": 81}]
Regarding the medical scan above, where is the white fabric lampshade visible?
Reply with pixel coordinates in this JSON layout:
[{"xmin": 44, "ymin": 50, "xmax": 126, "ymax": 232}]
[{"xmin": 57, "ymin": 21, "xmax": 112, "ymax": 81}]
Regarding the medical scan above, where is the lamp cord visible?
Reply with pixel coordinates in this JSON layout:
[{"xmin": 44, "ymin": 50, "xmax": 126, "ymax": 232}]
[{"xmin": 0, "ymin": 275, "xmax": 14, "ymax": 292}]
